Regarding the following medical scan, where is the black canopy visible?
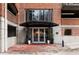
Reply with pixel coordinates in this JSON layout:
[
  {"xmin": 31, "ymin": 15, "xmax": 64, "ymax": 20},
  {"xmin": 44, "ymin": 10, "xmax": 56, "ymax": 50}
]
[{"xmin": 20, "ymin": 21, "xmax": 58, "ymax": 27}]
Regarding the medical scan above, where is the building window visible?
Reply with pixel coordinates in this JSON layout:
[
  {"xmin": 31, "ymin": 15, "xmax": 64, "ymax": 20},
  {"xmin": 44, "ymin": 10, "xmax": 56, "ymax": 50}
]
[
  {"xmin": 7, "ymin": 3, "xmax": 18, "ymax": 16},
  {"xmin": 64, "ymin": 29, "xmax": 72, "ymax": 35},
  {"xmin": 8, "ymin": 25, "xmax": 16, "ymax": 37},
  {"xmin": 61, "ymin": 10, "xmax": 79, "ymax": 18},
  {"xmin": 26, "ymin": 9, "xmax": 52, "ymax": 22},
  {"xmin": 61, "ymin": 3, "xmax": 79, "ymax": 18}
]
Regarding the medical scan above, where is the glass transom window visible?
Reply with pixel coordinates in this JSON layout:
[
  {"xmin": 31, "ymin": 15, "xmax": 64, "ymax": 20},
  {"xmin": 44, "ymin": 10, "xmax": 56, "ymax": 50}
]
[{"xmin": 26, "ymin": 9, "xmax": 52, "ymax": 22}]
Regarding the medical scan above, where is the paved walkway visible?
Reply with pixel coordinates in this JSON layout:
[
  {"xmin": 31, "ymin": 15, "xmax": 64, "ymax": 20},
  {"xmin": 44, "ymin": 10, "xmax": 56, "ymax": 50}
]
[
  {"xmin": 7, "ymin": 44, "xmax": 66, "ymax": 54},
  {"xmin": 7, "ymin": 44, "xmax": 79, "ymax": 55}
]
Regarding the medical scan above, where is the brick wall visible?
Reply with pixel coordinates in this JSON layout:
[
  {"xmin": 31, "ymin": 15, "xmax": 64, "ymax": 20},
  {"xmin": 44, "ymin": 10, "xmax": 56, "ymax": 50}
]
[
  {"xmin": 7, "ymin": 11, "xmax": 18, "ymax": 24},
  {"xmin": 0, "ymin": 3, "xmax": 5, "ymax": 17},
  {"xmin": 0, "ymin": 4, "xmax": 2, "ymax": 16},
  {"xmin": 16, "ymin": 3, "xmax": 62, "ymax": 25},
  {"xmin": 7, "ymin": 4, "xmax": 18, "ymax": 24},
  {"xmin": 62, "ymin": 18, "xmax": 79, "ymax": 25}
]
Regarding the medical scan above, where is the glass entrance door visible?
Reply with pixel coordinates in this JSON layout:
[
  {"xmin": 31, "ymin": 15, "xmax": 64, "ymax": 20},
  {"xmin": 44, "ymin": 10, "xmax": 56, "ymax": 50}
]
[
  {"xmin": 32, "ymin": 28, "xmax": 45, "ymax": 43},
  {"xmin": 34, "ymin": 29, "xmax": 38, "ymax": 42},
  {"xmin": 39, "ymin": 29, "xmax": 45, "ymax": 42}
]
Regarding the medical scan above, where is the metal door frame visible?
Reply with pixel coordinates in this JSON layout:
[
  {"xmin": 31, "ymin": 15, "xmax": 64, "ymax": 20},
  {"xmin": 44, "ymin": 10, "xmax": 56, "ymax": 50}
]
[{"xmin": 32, "ymin": 27, "xmax": 46, "ymax": 43}]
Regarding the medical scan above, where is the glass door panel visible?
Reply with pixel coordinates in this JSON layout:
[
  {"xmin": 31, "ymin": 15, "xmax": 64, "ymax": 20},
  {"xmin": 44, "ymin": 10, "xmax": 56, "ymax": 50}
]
[
  {"xmin": 45, "ymin": 29, "xmax": 49, "ymax": 40},
  {"xmin": 39, "ymin": 29, "xmax": 44, "ymax": 42},
  {"xmin": 32, "ymin": 28, "xmax": 46, "ymax": 43},
  {"xmin": 34, "ymin": 29, "xmax": 38, "ymax": 42}
]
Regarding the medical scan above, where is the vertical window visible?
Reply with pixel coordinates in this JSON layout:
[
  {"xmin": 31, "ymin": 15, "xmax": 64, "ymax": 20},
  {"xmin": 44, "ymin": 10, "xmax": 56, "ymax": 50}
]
[
  {"xmin": 64, "ymin": 29, "xmax": 72, "ymax": 35},
  {"xmin": 32, "ymin": 10, "xmax": 40, "ymax": 21},
  {"xmin": 39, "ymin": 10, "xmax": 44, "ymax": 21}
]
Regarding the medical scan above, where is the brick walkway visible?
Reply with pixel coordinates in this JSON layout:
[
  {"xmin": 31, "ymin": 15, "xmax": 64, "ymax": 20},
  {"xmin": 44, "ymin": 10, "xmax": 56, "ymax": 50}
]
[
  {"xmin": 8, "ymin": 44, "xmax": 64, "ymax": 54},
  {"xmin": 6, "ymin": 44, "xmax": 79, "ymax": 54}
]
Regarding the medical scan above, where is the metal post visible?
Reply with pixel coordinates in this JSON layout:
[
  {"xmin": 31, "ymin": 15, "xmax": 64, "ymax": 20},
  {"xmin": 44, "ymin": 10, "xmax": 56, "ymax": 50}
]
[
  {"xmin": 44, "ymin": 28, "xmax": 45, "ymax": 43},
  {"xmin": 32, "ymin": 28, "xmax": 33, "ymax": 43},
  {"xmin": 62, "ymin": 40, "xmax": 64, "ymax": 47}
]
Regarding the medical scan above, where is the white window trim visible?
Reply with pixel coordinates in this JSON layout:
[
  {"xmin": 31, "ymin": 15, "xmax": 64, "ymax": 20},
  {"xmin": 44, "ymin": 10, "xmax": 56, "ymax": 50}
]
[
  {"xmin": 8, "ymin": 9, "xmax": 16, "ymax": 16},
  {"xmin": 8, "ymin": 20, "xmax": 18, "ymax": 27}
]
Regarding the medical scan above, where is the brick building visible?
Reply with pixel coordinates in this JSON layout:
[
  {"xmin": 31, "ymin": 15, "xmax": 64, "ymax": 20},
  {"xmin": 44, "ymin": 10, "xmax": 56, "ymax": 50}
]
[{"xmin": 1, "ymin": 3, "xmax": 79, "ymax": 52}]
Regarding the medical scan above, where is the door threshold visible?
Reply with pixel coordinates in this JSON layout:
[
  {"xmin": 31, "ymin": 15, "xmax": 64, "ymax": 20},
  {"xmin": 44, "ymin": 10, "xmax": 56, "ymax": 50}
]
[{"xmin": 31, "ymin": 43, "xmax": 49, "ymax": 45}]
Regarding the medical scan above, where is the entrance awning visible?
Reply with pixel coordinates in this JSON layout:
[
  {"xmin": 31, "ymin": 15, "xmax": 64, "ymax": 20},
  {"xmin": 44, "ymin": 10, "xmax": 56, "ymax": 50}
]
[{"xmin": 20, "ymin": 21, "xmax": 59, "ymax": 27}]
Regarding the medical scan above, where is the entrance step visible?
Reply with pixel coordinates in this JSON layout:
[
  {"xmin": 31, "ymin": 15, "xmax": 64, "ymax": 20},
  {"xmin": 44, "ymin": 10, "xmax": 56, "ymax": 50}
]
[{"xmin": 31, "ymin": 43, "xmax": 49, "ymax": 45}]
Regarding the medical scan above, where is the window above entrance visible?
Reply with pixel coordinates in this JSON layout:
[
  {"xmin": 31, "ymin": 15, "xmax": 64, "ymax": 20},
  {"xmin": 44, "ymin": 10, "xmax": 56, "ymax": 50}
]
[{"xmin": 26, "ymin": 9, "xmax": 52, "ymax": 22}]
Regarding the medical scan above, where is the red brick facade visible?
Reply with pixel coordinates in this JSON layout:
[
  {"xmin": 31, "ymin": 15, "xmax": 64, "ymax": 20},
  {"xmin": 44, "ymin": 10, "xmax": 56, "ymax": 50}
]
[
  {"xmin": 7, "ymin": 3, "xmax": 79, "ymax": 36},
  {"xmin": 0, "ymin": 3, "xmax": 5, "ymax": 17},
  {"xmin": 7, "ymin": 3, "xmax": 79, "ymax": 25},
  {"xmin": 62, "ymin": 18, "xmax": 79, "ymax": 25},
  {"xmin": 16, "ymin": 3, "xmax": 62, "ymax": 24}
]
